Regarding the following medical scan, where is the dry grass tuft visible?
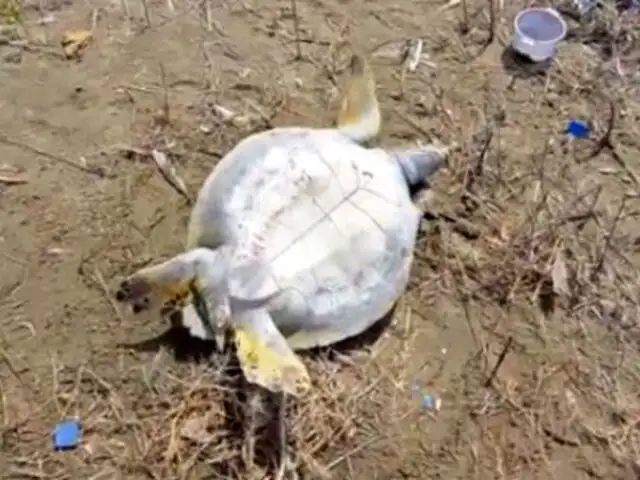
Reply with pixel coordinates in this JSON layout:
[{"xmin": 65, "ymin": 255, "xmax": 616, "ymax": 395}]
[{"xmin": 1, "ymin": 326, "xmax": 419, "ymax": 479}]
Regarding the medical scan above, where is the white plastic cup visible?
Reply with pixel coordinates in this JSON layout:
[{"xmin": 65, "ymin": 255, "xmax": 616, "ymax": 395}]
[{"xmin": 511, "ymin": 8, "xmax": 567, "ymax": 63}]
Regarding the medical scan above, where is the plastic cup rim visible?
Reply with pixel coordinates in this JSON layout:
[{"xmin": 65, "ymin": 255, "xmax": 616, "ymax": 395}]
[{"xmin": 514, "ymin": 7, "xmax": 567, "ymax": 45}]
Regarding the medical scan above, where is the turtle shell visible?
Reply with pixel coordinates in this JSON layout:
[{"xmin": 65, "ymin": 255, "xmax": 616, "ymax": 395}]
[{"xmin": 188, "ymin": 127, "xmax": 422, "ymax": 349}]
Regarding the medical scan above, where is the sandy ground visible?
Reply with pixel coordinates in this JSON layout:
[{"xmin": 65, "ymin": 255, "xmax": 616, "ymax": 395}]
[{"xmin": 1, "ymin": 0, "xmax": 639, "ymax": 478}]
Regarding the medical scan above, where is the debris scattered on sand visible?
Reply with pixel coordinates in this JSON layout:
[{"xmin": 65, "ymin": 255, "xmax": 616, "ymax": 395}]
[
  {"xmin": 180, "ymin": 415, "xmax": 213, "ymax": 444},
  {"xmin": 60, "ymin": 29, "xmax": 92, "ymax": 60},
  {"xmin": 0, "ymin": 164, "xmax": 27, "ymax": 184},
  {"xmin": 116, "ymin": 146, "xmax": 191, "ymax": 202},
  {"xmin": 412, "ymin": 383, "xmax": 442, "ymax": 412},
  {"xmin": 569, "ymin": 0, "xmax": 597, "ymax": 17},
  {"xmin": 149, "ymin": 149, "xmax": 191, "ymax": 203},
  {"xmin": 421, "ymin": 393, "xmax": 442, "ymax": 411},
  {"xmin": 0, "ymin": 173, "xmax": 27, "ymax": 184},
  {"xmin": 212, "ymin": 104, "xmax": 253, "ymax": 128},
  {"xmin": 565, "ymin": 119, "xmax": 590, "ymax": 139},
  {"xmin": 436, "ymin": 0, "xmax": 461, "ymax": 13},
  {"xmin": 401, "ymin": 38, "xmax": 423, "ymax": 73},
  {"xmin": 551, "ymin": 249, "xmax": 571, "ymax": 296},
  {"xmin": 52, "ymin": 420, "xmax": 81, "ymax": 450}
]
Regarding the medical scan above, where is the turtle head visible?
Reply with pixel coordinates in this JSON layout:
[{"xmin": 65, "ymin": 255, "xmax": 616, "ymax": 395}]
[
  {"xmin": 391, "ymin": 144, "xmax": 448, "ymax": 197},
  {"xmin": 335, "ymin": 53, "xmax": 381, "ymax": 144}
]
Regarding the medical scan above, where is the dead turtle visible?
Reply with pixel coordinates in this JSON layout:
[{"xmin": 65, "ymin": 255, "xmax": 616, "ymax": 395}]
[{"xmin": 115, "ymin": 54, "xmax": 448, "ymax": 397}]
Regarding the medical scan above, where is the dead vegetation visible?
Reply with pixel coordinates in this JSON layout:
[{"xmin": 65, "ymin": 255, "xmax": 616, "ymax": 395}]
[{"xmin": 0, "ymin": 0, "xmax": 639, "ymax": 478}]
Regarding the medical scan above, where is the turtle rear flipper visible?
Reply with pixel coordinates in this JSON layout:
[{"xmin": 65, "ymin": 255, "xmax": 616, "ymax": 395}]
[
  {"xmin": 233, "ymin": 307, "xmax": 310, "ymax": 397},
  {"xmin": 335, "ymin": 53, "xmax": 381, "ymax": 144}
]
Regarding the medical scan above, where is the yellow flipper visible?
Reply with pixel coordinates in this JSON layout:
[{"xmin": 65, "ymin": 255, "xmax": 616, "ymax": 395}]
[
  {"xmin": 233, "ymin": 308, "xmax": 310, "ymax": 397},
  {"xmin": 335, "ymin": 53, "xmax": 381, "ymax": 143}
]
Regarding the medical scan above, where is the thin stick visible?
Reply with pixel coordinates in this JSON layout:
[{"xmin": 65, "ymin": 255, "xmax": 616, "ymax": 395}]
[
  {"xmin": 140, "ymin": 0, "xmax": 151, "ymax": 28},
  {"xmin": 159, "ymin": 62, "xmax": 170, "ymax": 124},
  {"xmin": 466, "ymin": 126, "xmax": 493, "ymax": 193},
  {"xmin": 327, "ymin": 407, "xmax": 418, "ymax": 470},
  {"xmin": 461, "ymin": 0, "xmax": 470, "ymax": 33},
  {"xmin": 204, "ymin": 0, "xmax": 213, "ymax": 32},
  {"xmin": 458, "ymin": 283, "xmax": 488, "ymax": 371},
  {"xmin": 487, "ymin": 0, "xmax": 496, "ymax": 44},
  {"xmin": 93, "ymin": 268, "xmax": 125, "ymax": 324},
  {"xmin": 587, "ymin": 99, "xmax": 639, "ymax": 187},
  {"xmin": 120, "ymin": 0, "xmax": 131, "ymax": 33},
  {"xmin": 242, "ymin": 388, "xmax": 258, "ymax": 471},
  {"xmin": 0, "ymin": 133, "xmax": 109, "ymax": 177},
  {"xmin": 588, "ymin": 99, "xmax": 616, "ymax": 160},
  {"xmin": 120, "ymin": 0, "xmax": 130, "ymax": 18},
  {"xmin": 484, "ymin": 336, "xmax": 513, "ymax": 387},
  {"xmin": 274, "ymin": 392, "xmax": 289, "ymax": 480},
  {"xmin": 0, "ymin": 346, "xmax": 25, "ymax": 386},
  {"xmin": 437, "ymin": 0, "xmax": 461, "ymax": 13},
  {"xmin": 38, "ymin": 0, "xmax": 49, "ymax": 43},
  {"xmin": 0, "ymin": 175, "xmax": 28, "ymax": 184},
  {"xmin": 91, "ymin": 8, "xmax": 99, "ymax": 31},
  {"xmin": 290, "ymin": 0, "xmax": 302, "ymax": 60},
  {"xmin": 592, "ymin": 196, "xmax": 627, "ymax": 280}
]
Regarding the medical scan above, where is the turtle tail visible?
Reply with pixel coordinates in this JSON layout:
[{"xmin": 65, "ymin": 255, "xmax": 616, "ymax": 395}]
[{"xmin": 335, "ymin": 53, "xmax": 381, "ymax": 144}]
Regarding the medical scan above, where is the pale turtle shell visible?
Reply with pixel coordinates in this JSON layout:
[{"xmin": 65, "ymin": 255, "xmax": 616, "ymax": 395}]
[{"xmin": 187, "ymin": 127, "xmax": 422, "ymax": 350}]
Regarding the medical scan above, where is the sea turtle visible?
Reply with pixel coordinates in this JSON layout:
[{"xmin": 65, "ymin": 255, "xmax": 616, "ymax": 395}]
[{"xmin": 115, "ymin": 54, "xmax": 448, "ymax": 397}]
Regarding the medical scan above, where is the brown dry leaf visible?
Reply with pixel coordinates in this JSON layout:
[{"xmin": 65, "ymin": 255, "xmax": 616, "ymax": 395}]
[
  {"xmin": 60, "ymin": 29, "xmax": 93, "ymax": 59},
  {"xmin": 551, "ymin": 249, "xmax": 571, "ymax": 296},
  {"xmin": 150, "ymin": 149, "xmax": 191, "ymax": 203}
]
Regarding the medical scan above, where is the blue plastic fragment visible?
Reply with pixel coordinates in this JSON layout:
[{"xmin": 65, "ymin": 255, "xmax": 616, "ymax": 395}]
[
  {"xmin": 566, "ymin": 120, "xmax": 590, "ymax": 139},
  {"xmin": 421, "ymin": 394, "xmax": 435, "ymax": 409},
  {"xmin": 53, "ymin": 420, "xmax": 80, "ymax": 450}
]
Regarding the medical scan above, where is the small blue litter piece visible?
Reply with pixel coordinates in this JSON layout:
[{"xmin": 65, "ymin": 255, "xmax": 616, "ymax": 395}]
[
  {"xmin": 421, "ymin": 394, "xmax": 435, "ymax": 409},
  {"xmin": 566, "ymin": 120, "xmax": 590, "ymax": 139},
  {"xmin": 53, "ymin": 420, "xmax": 80, "ymax": 450}
]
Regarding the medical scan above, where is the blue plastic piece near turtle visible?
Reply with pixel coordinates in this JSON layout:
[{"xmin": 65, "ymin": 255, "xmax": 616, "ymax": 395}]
[
  {"xmin": 566, "ymin": 120, "xmax": 590, "ymax": 139},
  {"xmin": 53, "ymin": 420, "xmax": 80, "ymax": 450},
  {"xmin": 421, "ymin": 394, "xmax": 435, "ymax": 409}
]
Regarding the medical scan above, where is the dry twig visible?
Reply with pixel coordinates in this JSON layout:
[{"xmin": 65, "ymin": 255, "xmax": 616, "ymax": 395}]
[{"xmin": 290, "ymin": 0, "xmax": 302, "ymax": 60}]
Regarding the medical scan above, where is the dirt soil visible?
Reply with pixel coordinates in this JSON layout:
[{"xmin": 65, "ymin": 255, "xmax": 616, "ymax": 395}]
[{"xmin": 1, "ymin": 0, "xmax": 639, "ymax": 479}]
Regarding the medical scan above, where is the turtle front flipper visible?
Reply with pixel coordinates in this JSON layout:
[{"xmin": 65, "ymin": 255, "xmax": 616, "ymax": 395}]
[
  {"xmin": 233, "ymin": 307, "xmax": 310, "ymax": 397},
  {"xmin": 115, "ymin": 247, "xmax": 221, "ymax": 315}
]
